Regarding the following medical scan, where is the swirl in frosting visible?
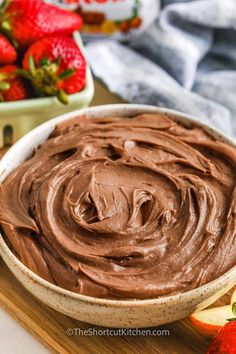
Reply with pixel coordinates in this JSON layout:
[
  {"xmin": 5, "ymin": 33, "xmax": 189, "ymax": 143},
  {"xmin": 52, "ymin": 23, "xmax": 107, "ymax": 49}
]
[{"xmin": 0, "ymin": 113, "xmax": 236, "ymax": 299}]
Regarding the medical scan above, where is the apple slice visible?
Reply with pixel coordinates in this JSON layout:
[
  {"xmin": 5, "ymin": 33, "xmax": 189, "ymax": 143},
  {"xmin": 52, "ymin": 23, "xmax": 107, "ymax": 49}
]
[
  {"xmin": 189, "ymin": 305, "xmax": 234, "ymax": 337},
  {"xmin": 231, "ymin": 288, "xmax": 236, "ymax": 304}
]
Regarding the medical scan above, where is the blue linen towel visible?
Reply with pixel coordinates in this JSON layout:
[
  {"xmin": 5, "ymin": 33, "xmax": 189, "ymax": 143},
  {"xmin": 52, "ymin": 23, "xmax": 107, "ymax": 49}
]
[{"xmin": 85, "ymin": 0, "xmax": 236, "ymax": 138}]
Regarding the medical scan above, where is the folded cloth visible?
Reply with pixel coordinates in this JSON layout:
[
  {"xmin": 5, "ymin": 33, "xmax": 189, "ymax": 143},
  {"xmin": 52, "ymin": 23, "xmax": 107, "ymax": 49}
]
[{"xmin": 85, "ymin": 0, "xmax": 236, "ymax": 138}]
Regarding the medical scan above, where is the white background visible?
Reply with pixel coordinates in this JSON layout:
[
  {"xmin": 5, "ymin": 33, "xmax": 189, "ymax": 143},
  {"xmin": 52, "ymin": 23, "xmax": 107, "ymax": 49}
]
[{"xmin": 0, "ymin": 308, "xmax": 49, "ymax": 354}]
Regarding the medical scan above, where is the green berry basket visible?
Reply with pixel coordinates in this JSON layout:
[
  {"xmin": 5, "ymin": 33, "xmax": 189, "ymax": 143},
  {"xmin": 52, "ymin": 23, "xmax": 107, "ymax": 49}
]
[{"xmin": 0, "ymin": 32, "xmax": 94, "ymax": 148}]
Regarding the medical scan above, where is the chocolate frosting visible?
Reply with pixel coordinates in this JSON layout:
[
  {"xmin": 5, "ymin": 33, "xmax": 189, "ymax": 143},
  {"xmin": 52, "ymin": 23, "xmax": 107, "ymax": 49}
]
[{"xmin": 0, "ymin": 113, "xmax": 236, "ymax": 300}]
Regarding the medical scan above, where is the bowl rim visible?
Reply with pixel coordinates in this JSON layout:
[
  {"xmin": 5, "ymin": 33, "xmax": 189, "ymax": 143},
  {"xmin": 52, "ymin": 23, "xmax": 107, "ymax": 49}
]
[{"xmin": 0, "ymin": 103, "xmax": 236, "ymax": 307}]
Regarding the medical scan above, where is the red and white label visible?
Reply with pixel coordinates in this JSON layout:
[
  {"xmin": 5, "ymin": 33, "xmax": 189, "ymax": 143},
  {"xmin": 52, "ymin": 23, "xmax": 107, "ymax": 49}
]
[{"xmin": 81, "ymin": 0, "xmax": 135, "ymax": 21}]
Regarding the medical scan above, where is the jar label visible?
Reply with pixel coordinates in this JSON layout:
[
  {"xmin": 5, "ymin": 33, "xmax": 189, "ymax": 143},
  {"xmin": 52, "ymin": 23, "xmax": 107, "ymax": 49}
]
[{"xmin": 47, "ymin": 0, "xmax": 159, "ymax": 39}]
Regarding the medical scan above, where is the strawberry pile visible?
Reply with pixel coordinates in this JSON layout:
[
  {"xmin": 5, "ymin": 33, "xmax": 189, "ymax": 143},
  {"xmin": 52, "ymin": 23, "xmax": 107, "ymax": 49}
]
[{"xmin": 0, "ymin": 0, "xmax": 86, "ymax": 104}]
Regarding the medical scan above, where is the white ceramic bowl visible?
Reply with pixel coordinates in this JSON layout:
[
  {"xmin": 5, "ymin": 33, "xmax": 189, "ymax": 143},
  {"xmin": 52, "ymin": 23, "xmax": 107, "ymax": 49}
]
[{"xmin": 0, "ymin": 104, "xmax": 235, "ymax": 328}]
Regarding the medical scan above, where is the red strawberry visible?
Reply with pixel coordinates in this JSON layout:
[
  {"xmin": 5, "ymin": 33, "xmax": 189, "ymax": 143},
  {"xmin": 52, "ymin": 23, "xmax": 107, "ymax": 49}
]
[
  {"xmin": 207, "ymin": 303, "xmax": 236, "ymax": 354},
  {"xmin": 0, "ymin": 65, "xmax": 30, "ymax": 102},
  {"xmin": 22, "ymin": 35, "xmax": 86, "ymax": 104},
  {"xmin": 1, "ymin": 0, "xmax": 82, "ymax": 48},
  {"xmin": 0, "ymin": 34, "xmax": 17, "ymax": 65}
]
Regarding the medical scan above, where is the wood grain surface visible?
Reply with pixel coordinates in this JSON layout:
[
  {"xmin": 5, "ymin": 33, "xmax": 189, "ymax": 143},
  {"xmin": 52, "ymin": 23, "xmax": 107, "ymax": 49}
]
[
  {"xmin": 0, "ymin": 80, "xmax": 233, "ymax": 354},
  {"xmin": 1, "ymin": 256, "xmax": 233, "ymax": 354}
]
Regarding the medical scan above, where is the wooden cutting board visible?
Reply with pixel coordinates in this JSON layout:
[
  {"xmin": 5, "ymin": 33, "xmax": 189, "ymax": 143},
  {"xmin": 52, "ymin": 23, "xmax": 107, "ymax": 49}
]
[
  {"xmin": 0, "ymin": 256, "xmax": 234, "ymax": 354},
  {"xmin": 0, "ymin": 80, "xmax": 233, "ymax": 354}
]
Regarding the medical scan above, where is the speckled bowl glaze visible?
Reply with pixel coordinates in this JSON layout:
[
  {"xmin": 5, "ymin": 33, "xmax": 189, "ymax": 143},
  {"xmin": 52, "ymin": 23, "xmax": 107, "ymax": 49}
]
[{"xmin": 0, "ymin": 104, "xmax": 236, "ymax": 328}]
